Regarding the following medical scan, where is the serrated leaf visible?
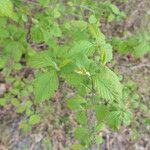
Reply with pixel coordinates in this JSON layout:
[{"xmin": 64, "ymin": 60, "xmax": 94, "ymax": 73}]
[
  {"xmin": 33, "ymin": 71, "xmax": 58, "ymax": 102},
  {"xmin": 28, "ymin": 51, "xmax": 55, "ymax": 68},
  {"xmin": 69, "ymin": 40, "xmax": 93, "ymax": 56},
  {"xmin": 94, "ymin": 66, "xmax": 122, "ymax": 101},
  {"xmin": 62, "ymin": 72, "xmax": 87, "ymax": 88},
  {"xmin": 107, "ymin": 111, "xmax": 121, "ymax": 129},
  {"xmin": 0, "ymin": 0, "xmax": 14, "ymax": 18}
]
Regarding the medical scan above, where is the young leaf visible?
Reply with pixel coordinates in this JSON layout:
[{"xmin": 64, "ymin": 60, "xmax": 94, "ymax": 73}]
[
  {"xmin": 33, "ymin": 71, "xmax": 59, "ymax": 102},
  {"xmin": 94, "ymin": 66, "xmax": 122, "ymax": 101},
  {"xmin": 100, "ymin": 43, "xmax": 113, "ymax": 62}
]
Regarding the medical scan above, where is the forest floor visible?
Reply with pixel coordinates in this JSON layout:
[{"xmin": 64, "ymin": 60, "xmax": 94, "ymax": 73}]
[{"xmin": 0, "ymin": 0, "xmax": 150, "ymax": 150}]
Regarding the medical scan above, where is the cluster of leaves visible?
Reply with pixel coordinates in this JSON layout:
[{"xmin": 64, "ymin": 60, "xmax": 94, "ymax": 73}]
[
  {"xmin": 112, "ymin": 32, "xmax": 150, "ymax": 57},
  {"xmin": 0, "ymin": 0, "xmax": 149, "ymax": 149}
]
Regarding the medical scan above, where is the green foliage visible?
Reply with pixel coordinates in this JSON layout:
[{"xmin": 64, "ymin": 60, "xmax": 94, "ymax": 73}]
[
  {"xmin": 28, "ymin": 51, "xmax": 55, "ymax": 68},
  {"xmin": 74, "ymin": 127, "xmax": 91, "ymax": 146},
  {"xmin": 94, "ymin": 66, "xmax": 122, "ymax": 101},
  {"xmin": 0, "ymin": 0, "xmax": 14, "ymax": 18},
  {"xmin": 29, "ymin": 114, "xmax": 41, "ymax": 125},
  {"xmin": 33, "ymin": 71, "xmax": 59, "ymax": 102},
  {"xmin": 67, "ymin": 96, "xmax": 86, "ymax": 111},
  {"xmin": 0, "ymin": 0, "xmax": 149, "ymax": 149},
  {"xmin": 112, "ymin": 32, "xmax": 150, "ymax": 57},
  {"xmin": 0, "ymin": 98, "xmax": 7, "ymax": 106}
]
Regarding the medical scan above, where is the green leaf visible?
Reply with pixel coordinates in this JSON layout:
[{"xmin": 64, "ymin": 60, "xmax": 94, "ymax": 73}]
[
  {"xmin": 109, "ymin": 4, "xmax": 120, "ymax": 15},
  {"xmin": 101, "ymin": 43, "xmax": 113, "ymax": 63},
  {"xmin": 39, "ymin": 0, "xmax": 50, "ymax": 7},
  {"xmin": 107, "ymin": 111, "xmax": 122, "ymax": 129},
  {"xmin": 29, "ymin": 114, "xmax": 41, "ymax": 125},
  {"xmin": 95, "ymin": 135, "xmax": 103, "ymax": 144},
  {"xmin": 88, "ymin": 15, "xmax": 97, "ymax": 24},
  {"xmin": 11, "ymin": 99, "xmax": 20, "ymax": 107},
  {"xmin": 133, "ymin": 42, "xmax": 150, "ymax": 57},
  {"xmin": 0, "ymin": 0, "xmax": 14, "ymax": 18},
  {"xmin": 67, "ymin": 96, "xmax": 86, "ymax": 111},
  {"xmin": 53, "ymin": 9, "xmax": 61, "ymax": 18},
  {"xmin": 16, "ymin": 105, "xmax": 26, "ymax": 113},
  {"xmin": 51, "ymin": 24, "xmax": 62, "ymax": 37},
  {"xmin": 5, "ymin": 41, "xmax": 23, "ymax": 62},
  {"xmin": 76, "ymin": 111, "xmax": 87, "ymax": 125},
  {"xmin": 94, "ymin": 66, "xmax": 122, "ymax": 101},
  {"xmin": 107, "ymin": 14, "xmax": 115, "ymax": 22},
  {"xmin": 123, "ymin": 111, "xmax": 132, "ymax": 125},
  {"xmin": 145, "ymin": 118, "xmax": 150, "ymax": 125},
  {"xmin": 71, "ymin": 20, "xmax": 87, "ymax": 30},
  {"xmin": 69, "ymin": 40, "xmax": 93, "ymax": 56},
  {"xmin": 0, "ymin": 57, "xmax": 7, "ymax": 69},
  {"xmin": 19, "ymin": 121, "xmax": 32, "ymax": 132},
  {"xmin": 0, "ymin": 98, "xmax": 7, "ymax": 106},
  {"xmin": 95, "ymin": 105, "xmax": 109, "ymax": 122},
  {"xmin": 42, "ymin": 138, "xmax": 52, "ymax": 150},
  {"xmin": 31, "ymin": 26, "xmax": 43, "ymax": 43},
  {"xmin": 33, "ymin": 71, "xmax": 58, "ymax": 102},
  {"xmin": 74, "ymin": 127, "xmax": 90, "ymax": 145},
  {"xmin": 28, "ymin": 51, "xmax": 55, "ymax": 68}
]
